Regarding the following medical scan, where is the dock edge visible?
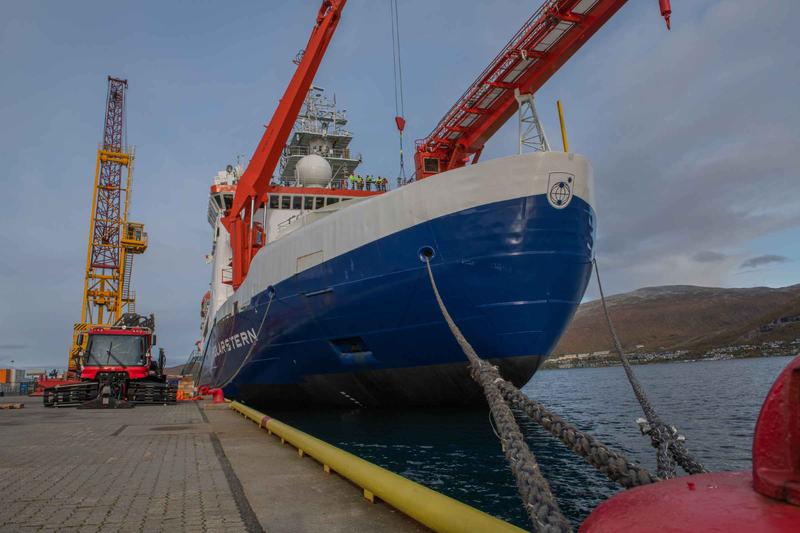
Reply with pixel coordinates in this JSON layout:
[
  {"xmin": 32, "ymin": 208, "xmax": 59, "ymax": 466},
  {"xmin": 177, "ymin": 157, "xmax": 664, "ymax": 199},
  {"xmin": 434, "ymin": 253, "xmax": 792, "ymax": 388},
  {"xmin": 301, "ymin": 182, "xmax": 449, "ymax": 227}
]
[{"xmin": 228, "ymin": 400, "xmax": 526, "ymax": 533}]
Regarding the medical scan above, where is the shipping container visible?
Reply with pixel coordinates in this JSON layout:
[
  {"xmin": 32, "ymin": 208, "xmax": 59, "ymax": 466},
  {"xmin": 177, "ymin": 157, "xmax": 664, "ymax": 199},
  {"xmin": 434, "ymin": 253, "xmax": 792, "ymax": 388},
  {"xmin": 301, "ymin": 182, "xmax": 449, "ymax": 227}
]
[{"xmin": 0, "ymin": 369, "xmax": 9, "ymax": 384}]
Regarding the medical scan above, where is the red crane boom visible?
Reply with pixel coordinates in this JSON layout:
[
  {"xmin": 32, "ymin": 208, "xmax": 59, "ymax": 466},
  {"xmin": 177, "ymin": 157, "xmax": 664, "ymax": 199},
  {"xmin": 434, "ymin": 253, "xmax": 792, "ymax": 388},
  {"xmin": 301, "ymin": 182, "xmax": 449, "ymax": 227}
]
[
  {"xmin": 223, "ymin": 0, "xmax": 347, "ymax": 289},
  {"xmin": 223, "ymin": 0, "xmax": 669, "ymax": 289},
  {"xmin": 413, "ymin": 0, "xmax": 669, "ymax": 179}
]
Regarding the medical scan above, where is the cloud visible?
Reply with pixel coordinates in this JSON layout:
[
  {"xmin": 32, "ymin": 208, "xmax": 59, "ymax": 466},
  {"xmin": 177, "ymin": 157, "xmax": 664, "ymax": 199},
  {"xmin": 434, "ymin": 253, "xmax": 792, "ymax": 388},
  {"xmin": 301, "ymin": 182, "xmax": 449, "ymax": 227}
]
[
  {"xmin": 740, "ymin": 255, "xmax": 789, "ymax": 269},
  {"xmin": 0, "ymin": 0, "xmax": 798, "ymax": 366},
  {"xmin": 523, "ymin": 0, "xmax": 800, "ymax": 295},
  {"xmin": 692, "ymin": 251, "xmax": 726, "ymax": 263}
]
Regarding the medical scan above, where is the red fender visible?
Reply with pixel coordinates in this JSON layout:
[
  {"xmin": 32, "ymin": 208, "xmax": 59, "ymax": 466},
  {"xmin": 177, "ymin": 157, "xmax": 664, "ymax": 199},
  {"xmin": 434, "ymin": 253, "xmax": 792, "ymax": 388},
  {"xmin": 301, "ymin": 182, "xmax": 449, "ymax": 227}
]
[{"xmin": 211, "ymin": 388, "xmax": 225, "ymax": 404}]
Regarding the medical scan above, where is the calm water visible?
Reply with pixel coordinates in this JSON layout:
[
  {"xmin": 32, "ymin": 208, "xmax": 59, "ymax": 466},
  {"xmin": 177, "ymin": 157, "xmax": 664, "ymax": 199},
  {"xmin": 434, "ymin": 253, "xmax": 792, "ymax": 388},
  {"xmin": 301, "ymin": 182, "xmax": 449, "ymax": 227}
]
[{"xmin": 270, "ymin": 356, "xmax": 795, "ymax": 529}]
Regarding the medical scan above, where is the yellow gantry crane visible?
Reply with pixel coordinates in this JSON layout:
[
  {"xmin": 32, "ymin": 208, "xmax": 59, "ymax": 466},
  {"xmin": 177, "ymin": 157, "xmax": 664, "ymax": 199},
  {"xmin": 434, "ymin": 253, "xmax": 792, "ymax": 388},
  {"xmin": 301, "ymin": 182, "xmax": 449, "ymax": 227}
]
[{"xmin": 68, "ymin": 77, "xmax": 148, "ymax": 375}]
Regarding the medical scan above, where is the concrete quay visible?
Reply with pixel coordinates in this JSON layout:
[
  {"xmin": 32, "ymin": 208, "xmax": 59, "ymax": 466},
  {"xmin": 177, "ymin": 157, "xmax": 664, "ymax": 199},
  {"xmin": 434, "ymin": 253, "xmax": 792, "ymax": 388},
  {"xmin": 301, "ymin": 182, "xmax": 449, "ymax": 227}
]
[{"xmin": 0, "ymin": 398, "xmax": 425, "ymax": 533}]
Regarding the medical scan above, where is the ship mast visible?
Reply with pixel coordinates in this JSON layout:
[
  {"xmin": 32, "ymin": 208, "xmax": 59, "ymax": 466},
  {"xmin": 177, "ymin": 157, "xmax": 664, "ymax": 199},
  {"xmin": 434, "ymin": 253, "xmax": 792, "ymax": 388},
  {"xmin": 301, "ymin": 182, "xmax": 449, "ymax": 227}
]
[{"xmin": 223, "ymin": 0, "xmax": 347, "ymax": 290}]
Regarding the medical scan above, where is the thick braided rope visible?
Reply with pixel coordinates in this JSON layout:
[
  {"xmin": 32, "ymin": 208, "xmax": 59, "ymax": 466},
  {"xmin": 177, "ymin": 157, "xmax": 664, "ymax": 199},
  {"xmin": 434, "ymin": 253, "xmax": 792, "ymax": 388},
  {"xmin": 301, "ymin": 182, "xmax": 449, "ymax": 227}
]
[
  {"xmin": 495, "ymin": 379, "xmax": 657, "ymax": 488},
  {"xmin": 593, "ymin": 259, "xmax": 706, "ymax": 477},
  {"xmin": 425, "ymin": 258, "xmax": 572, "ymax": 533}
]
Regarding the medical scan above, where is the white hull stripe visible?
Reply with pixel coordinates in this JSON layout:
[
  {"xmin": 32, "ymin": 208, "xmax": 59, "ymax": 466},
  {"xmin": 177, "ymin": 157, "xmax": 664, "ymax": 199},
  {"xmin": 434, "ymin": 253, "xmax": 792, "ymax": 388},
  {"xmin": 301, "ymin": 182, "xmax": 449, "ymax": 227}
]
[{"xmin": 220, "ymin": 151, "xmax": 594, "ymax": 315}]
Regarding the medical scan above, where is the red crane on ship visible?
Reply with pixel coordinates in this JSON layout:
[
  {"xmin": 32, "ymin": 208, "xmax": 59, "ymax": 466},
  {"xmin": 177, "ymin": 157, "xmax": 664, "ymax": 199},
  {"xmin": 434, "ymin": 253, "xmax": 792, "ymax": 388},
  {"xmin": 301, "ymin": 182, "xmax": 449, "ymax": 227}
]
[
  {"xmin": 414, "ymin": 0, "xmax": 671, "ymax": 178},
  {"xmin": 222, "ymin": 0, "xmax": 348, "ymax": 289},
  {"xmin": 222, "ymin": 0, "xmax": 671, "ymax": 289}
]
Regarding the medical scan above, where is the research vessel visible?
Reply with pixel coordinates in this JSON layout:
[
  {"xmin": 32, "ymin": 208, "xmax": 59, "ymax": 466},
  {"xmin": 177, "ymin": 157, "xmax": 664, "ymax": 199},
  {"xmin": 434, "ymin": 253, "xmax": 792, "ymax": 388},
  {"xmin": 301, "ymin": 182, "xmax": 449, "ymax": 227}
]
[
  {"xmin": 196, "ymin": 86, "xmax": 595, "ymax": 407},
  {"xmin": 192, "ymin": 0, "xmax": 614, "ymax": 407}
]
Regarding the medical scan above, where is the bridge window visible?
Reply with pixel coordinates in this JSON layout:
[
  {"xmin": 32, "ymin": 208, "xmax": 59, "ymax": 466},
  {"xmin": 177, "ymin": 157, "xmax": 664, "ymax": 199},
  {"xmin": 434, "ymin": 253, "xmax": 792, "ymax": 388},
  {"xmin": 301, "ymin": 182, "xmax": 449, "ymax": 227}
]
[
  {"xmin": 315, "ymin": 197, "xmax": 325, "ymax": 210},
  {"xmin": 280, "ymin": 196, "xmax": 291, "ymax": 209},
  {"xmin": 326, "ymin": 197, "xmax": 340, "ymax": 206},
  {"xmin": 424, "ymin": 157, "xmax": 440, "ymax": 174},
  {"xmin": 304, "ymin": 196, "xmax": 314, "ymax": 210},
  {"xmin": 292, "ymin": 196, "xmax": 302, "ymax": 210},
  {"xmin": 269, "ymin": 195, "xmax": 279, "ymax": 209}
]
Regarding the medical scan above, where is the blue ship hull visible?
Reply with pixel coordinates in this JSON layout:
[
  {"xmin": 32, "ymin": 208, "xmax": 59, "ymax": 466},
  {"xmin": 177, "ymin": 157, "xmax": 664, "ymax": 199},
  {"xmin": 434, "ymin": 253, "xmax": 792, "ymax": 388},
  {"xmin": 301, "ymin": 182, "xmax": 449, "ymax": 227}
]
[{"xmin": 199, "ymin": 192, "xmax": 595, "ymax": 408}]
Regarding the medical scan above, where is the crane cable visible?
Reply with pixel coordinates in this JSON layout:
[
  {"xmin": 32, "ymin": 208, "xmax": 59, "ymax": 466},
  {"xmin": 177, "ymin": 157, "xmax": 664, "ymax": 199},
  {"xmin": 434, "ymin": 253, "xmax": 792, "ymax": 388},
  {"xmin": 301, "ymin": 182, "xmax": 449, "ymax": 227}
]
[{"xmin": 389, "ymin": 0, "xmax": 407, "ymax": 184}]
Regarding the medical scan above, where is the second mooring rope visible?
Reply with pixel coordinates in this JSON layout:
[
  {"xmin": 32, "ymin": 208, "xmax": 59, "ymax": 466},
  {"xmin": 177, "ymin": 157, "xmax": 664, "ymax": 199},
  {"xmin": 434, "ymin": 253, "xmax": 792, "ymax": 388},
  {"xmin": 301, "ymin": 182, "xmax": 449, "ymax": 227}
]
[{"xmin": 593, "ymin": 259, "xmax": 706, "ymax": 478}]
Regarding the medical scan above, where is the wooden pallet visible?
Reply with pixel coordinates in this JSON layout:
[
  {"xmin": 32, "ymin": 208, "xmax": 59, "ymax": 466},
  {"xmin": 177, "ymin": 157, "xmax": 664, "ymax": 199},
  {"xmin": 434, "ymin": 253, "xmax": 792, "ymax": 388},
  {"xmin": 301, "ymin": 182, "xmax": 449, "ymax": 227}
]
[{"xmin": 0, "ymin": 402, "xmax": 24, "ymax": 409}]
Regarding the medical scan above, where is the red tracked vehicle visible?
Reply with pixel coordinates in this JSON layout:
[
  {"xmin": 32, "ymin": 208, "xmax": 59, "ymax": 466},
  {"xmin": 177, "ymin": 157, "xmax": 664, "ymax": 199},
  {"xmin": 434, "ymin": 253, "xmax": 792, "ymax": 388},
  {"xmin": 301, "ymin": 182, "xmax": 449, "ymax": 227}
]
[{"xmin": 44, "ymin": 314, "xmax": 176, "ymax": 408}]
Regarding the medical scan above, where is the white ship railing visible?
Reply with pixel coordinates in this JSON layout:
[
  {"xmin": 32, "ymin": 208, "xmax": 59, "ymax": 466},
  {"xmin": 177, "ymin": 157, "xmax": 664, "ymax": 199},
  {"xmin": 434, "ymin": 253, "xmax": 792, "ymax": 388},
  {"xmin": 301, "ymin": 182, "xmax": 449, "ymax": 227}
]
[{"xmin": 283, "ymin": 145, "xmax": 361, "ymax": 160}]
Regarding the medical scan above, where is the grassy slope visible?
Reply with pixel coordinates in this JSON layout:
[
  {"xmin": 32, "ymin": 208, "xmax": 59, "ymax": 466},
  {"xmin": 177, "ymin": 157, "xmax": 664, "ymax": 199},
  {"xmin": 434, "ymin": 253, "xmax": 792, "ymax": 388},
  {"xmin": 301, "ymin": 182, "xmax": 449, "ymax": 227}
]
[{"xmin": 554, "ymin": 284, "xmax": 800, "ymax": 355}]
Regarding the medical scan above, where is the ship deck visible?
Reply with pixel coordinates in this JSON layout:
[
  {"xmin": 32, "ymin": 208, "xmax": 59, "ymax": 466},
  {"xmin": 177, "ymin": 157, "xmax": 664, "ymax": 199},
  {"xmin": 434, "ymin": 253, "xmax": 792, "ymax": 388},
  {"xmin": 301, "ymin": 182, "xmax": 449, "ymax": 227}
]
[{"xmin": 0, "ymin": 397, "xmax": 426, "ymax": 532}]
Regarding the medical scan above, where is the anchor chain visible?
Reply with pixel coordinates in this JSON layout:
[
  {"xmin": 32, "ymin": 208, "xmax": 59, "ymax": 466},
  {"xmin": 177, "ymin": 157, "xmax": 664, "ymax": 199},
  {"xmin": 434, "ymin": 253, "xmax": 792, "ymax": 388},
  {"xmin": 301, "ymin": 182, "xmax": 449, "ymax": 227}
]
[
  {"xmin": 593, "ymin": 259, "xmax": 706, "ymax": 478},
  {"xmin": 425, "ymin": 257, "xmax": 572, "ymax": 533}
]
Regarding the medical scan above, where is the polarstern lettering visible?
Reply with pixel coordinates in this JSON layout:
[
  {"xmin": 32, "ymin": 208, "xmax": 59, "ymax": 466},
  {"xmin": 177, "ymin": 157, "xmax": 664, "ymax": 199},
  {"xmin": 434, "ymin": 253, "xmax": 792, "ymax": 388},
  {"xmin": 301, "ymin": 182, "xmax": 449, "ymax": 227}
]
[{"xmin": 214, "ymin": 328, "xmax": 257, "ymax": 357}]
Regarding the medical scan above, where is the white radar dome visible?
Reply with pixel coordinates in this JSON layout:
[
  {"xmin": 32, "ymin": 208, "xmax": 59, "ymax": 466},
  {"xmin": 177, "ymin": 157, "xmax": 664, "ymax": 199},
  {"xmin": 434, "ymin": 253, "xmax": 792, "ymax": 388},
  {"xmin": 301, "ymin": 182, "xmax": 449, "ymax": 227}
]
[{"xmin": 295, "ymin": 154, "xmax": 332, "ymax": 187}]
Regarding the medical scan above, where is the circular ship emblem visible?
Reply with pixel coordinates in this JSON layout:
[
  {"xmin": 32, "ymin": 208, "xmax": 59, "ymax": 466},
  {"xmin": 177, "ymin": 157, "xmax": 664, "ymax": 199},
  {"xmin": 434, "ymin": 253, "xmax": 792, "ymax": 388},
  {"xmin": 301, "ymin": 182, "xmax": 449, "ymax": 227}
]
[{"xmin": 548, "ymin": 176, "xmax": 573, "ymax": 209}]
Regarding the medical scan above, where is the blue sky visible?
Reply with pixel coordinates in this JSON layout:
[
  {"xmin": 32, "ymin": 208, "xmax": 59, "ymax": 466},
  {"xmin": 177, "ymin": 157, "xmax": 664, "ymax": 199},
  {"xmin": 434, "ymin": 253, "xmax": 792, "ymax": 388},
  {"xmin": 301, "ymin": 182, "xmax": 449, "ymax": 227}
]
[{"xmin": 1, "ymin": 0, "xmax": 798, "ymax": 368}]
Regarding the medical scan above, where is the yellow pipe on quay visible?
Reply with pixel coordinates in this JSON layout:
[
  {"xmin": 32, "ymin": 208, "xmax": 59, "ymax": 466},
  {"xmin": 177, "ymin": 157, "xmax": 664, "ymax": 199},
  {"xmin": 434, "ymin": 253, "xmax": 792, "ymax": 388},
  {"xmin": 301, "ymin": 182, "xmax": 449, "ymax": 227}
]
[{"xmin": 229, "ymin": 401, "xmax": 525, "ymax": 533}]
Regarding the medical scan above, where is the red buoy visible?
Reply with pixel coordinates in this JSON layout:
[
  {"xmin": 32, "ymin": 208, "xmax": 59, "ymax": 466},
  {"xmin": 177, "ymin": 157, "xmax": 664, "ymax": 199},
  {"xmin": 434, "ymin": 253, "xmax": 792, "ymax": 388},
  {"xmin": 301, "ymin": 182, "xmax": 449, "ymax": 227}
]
[{"xmin": 581, "ymin": 355, "xmax": 800, "ymax": 532}]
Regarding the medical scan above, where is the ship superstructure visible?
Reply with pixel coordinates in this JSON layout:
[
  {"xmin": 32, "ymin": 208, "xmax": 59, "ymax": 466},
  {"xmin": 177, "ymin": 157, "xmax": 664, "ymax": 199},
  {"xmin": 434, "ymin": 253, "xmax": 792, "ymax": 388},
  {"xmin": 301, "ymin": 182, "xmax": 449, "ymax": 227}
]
[
  {"xmin": 201, "ymin": 88, "xmax": 380, "ymax": 342},
  {"xmin": 279, "ymin": 87, "xmax": 361, "ymax": 188}
]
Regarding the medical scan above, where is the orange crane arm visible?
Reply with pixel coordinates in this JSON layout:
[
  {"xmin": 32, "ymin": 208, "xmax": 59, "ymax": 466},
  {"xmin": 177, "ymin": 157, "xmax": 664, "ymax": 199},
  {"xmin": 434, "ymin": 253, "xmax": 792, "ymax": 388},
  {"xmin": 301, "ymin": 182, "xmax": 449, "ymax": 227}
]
[
  {"xmin": 222, "ymin": 0, "xmax": 669, "ymax": 288},
  {"xmin": 224, "ymin": 0, "xmax": 347, "ymax": 289},
  {"xmin": 413, "ymin": 0, "xmax": 670, "ymax": 179}
]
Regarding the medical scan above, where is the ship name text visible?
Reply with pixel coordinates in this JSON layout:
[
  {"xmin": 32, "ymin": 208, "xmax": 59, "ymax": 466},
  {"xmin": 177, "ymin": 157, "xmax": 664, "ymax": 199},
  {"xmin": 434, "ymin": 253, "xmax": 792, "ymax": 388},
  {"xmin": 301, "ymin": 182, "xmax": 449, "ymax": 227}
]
[{"xmin": 214, "ymin": 328, "xmax": 258, "ymax": 356}]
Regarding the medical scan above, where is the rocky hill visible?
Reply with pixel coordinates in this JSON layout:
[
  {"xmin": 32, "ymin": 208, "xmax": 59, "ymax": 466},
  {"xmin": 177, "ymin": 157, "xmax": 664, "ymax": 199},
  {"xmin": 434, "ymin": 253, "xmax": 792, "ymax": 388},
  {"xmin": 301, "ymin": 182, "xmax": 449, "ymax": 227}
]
[{"xmin": 553, "ymin": 284, "xmax": 800, "ymax": 357}]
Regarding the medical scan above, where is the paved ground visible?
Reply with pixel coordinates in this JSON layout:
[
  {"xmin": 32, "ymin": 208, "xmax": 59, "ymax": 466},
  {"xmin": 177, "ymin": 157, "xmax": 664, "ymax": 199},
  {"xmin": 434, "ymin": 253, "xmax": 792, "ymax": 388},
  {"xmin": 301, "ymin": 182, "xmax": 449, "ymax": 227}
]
[
  {"xmin": 205, "ymin": 405, "xmax": 426, "ymax": 533},
  {"xmin": 0, "ymin": 397, "xmax": 424, "ymax": 533}
]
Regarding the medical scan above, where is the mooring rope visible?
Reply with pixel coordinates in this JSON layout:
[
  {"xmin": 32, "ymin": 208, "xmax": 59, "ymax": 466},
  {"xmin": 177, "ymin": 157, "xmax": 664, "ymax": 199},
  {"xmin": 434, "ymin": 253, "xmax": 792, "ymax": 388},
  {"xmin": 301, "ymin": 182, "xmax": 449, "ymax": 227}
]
[
  {"xmin": 424, "ymin": 257, "xmax": 572, "ymax": 532},
  {"xmin": 424, "ymin": 257, "xmax": 655, "ymax": 491},
  {"xmin": 592, "ymin": 258, "xmax": 706, "ymax": 478},
  {"xmin": 217, "ymin": 290, "xmax": 276, "ymax": 390}
]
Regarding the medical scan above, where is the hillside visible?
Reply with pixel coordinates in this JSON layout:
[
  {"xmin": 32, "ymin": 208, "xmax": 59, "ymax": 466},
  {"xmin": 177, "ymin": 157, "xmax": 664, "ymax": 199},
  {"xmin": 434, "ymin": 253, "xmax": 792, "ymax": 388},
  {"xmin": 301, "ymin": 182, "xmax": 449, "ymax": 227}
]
[{"xmin": 553, "ymin": 284, "xmax": 800, "ymax": 356}]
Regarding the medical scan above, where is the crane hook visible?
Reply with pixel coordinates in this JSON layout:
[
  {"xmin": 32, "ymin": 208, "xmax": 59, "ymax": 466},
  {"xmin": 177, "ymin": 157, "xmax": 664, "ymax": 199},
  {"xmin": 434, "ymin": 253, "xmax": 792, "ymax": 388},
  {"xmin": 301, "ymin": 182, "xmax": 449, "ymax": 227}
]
[{"xmin": 659, "ymin": 0, "xmax": 672, "ymax": 30}]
